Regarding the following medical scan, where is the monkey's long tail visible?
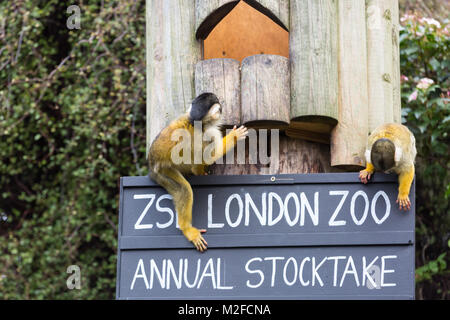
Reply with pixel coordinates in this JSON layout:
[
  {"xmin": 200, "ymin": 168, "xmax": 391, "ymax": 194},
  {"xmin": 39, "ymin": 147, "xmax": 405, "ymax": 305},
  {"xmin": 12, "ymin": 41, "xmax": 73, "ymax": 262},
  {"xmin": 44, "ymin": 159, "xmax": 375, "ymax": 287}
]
[
  {"xmin": 149, "ymin": 170, "xmax": 180, "ymax": 194},
  {"xmin": 149, "ymin": 168, "xmax": 194, "ymax": 232}
]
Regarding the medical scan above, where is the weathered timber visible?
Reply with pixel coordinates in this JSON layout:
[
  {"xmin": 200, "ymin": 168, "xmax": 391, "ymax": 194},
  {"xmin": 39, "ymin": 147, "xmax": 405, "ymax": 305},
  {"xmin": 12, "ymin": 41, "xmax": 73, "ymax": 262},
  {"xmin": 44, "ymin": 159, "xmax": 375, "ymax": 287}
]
[
  {"xmin": 289, "ymin": 0, "xmax": 339, "ymax": 140},
  {"xmin": 366, "ymin": 0, "xmax": 400, "ymax": 132},
  {"xmin": 391, "ymin": 1, "xmax": 402, "ymax": 123},
  {"xmin": 209, "ymin": 133, "xmax": 335, "ymax": 175},
  {"xmin": 330, "ymin": 0, "xmax": 369, "ymax": 169},
  {"xmin": 146, "ymin": 0, "xmax": 200, "ymax": 155},
  {"xmin": 285, "ymin": 117, "xmax": 337, "ymax": 144},
  {"xmin": 241, "ymin": 54, "xmax": 290, "ymax": 129},
  {"xmin": 195, "ymin": 58, "xmax": 241, "ymax": 127}
]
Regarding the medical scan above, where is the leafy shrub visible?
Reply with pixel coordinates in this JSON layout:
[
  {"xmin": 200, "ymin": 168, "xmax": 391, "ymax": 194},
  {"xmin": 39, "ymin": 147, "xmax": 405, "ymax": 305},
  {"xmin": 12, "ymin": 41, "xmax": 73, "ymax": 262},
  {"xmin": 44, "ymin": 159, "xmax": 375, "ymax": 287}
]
[
  {"xmin": 0, "ymin": 1, "xmax": 146, "ymax": 299},
  {"xmin": 399, "ymin": 14, "xmax": 450, "ymax": 299}
]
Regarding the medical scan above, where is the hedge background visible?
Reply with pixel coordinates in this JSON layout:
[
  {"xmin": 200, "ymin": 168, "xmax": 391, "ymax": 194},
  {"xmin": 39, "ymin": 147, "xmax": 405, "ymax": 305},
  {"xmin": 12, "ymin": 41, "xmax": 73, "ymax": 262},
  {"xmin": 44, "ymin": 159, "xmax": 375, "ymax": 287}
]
[{"xmin": 0, "ymin": 0, "xmax": 448, "ymax": 299}]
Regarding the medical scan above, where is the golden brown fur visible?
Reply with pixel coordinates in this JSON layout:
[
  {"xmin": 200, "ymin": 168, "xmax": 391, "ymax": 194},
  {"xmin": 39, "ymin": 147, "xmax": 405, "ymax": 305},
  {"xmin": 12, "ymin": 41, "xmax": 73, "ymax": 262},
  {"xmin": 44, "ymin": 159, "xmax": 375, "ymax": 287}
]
[
  {"xmin": 360, "ymin": 123, "xmax": 417, "ymax": 210},
  {"xmin": 149, "ymin": 102, "xmax": 247, "ymax": 251}
]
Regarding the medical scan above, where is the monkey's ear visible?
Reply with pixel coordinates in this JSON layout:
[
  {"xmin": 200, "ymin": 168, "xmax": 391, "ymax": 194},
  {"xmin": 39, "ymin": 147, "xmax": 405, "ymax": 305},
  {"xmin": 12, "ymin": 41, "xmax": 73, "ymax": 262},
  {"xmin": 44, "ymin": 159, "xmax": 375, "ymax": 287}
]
[
  {"xmin": 365, "ymin": 149, "xmax": 371, "ymax": 163},
  {"xmin": 395, "ymin": 146, "xmax": 403, "ymax": 163}
]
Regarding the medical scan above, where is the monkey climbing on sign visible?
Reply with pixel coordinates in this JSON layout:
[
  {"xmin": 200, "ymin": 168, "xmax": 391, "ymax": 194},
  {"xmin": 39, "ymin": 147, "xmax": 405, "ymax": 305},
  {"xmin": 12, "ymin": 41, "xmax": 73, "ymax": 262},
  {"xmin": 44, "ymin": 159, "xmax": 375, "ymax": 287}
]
[
  {"xmin": 359, "ymin": 123, "xmax": 417, "ymax": 211},
  {"xmin": 148, "ymin": 93, "xmax": 248, "ymax": 251}
]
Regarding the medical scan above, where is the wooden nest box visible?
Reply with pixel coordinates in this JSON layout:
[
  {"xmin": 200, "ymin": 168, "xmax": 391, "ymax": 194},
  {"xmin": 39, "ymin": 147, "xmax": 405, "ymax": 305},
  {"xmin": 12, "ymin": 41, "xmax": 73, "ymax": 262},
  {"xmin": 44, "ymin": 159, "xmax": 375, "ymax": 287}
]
[{"xmin": 146, "ymin": 0, "xmax": 402, "ymax": 172}]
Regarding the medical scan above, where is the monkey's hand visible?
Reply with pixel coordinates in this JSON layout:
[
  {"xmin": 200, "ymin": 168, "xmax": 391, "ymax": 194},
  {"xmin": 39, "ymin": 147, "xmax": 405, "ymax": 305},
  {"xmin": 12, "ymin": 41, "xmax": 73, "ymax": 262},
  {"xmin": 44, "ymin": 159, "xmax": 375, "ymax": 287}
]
[
  {"xmin": 359, "ymin": 162, "xmax": 375, "ymax": 184},
  {"xmin": 183, "ymin": 227, "xmax": 208, "ymax": 252},
  {"xmin": 396, "ymin": 166, "xmax": 414, "ymax": 211},
  {"xmin": 359, "ymin": 169, "xmax": 373, "ymax": 184},
  {"xmin": 396, "ymin": 193, "xmax": 411, "ymax": 211},
  {"xmin": 232, "ymin": 125, "xmax": 248, "ymax": 142}
]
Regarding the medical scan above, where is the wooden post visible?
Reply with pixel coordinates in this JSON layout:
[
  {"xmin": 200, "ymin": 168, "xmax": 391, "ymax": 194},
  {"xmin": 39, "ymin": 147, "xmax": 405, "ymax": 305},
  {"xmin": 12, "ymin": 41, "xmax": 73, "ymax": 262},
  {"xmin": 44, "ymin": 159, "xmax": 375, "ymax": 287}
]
[
  {"xmin": 391, "ymin": 1, "xmax": 402, "ymax": 123},
  {"xmin": 366, "ymin": 0, "xmax": 400, "ymax": 133},
  {"xmin": 330, "ymin": 0, "xmax": 369, "ymax": 169},
  {"xmin": 241, "ymin": 54, "xmax": 290, "ymax": 129},
  {"xmin": 195, "ymin": 58, "xmax": 241, "ymax": 127},
  {"xmin": 289, "ymin": 0, "xmax": 339, "ymax": 141},
  {"xmin": 146, "ymin": 0, "xmax": 200, "ymax": 155}
]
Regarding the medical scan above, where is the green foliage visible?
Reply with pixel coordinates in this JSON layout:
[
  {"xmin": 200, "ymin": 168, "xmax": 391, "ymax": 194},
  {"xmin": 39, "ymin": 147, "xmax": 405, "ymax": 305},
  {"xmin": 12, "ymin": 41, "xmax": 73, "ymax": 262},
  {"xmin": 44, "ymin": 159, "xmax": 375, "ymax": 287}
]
[
  {"xmin": 0, "ymin": 1, "xmax": 146, "ymax": 299},
  {"xmin": 399, "ymin": 14, "xmax": 450, "ymax": 299},
  {"xmin": 416, "ymin": 253, "xmax": 448, "ymax": 282}
]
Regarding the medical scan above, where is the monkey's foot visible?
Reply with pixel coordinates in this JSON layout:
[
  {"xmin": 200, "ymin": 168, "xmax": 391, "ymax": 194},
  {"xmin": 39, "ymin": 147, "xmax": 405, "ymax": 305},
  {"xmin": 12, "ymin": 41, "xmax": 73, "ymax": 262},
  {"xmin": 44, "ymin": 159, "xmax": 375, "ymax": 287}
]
[
  {"xmin": 396, "ymin": 194, "xmax": 411, "ymax": 211},
  {"xmin": 359, "ymin": 170, "xmax": 373, "ymax": 184},
  {"xmin": 184, "ymin": 227, "xmax": 208, "ymax": 252},
  {"xmin": 192, "ymin": 166, "xmax": 208, "ymax": 176}
]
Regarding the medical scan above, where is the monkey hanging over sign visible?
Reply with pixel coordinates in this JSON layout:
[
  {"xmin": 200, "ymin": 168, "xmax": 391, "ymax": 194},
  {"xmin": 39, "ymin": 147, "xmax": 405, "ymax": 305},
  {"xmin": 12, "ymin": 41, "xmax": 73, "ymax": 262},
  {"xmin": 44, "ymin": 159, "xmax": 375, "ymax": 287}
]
[
  {"xmin": 148, "ymin": 93, "xmax": 248, "ymax": 251},
  {"xmin": 359, "ymin": 123, "xmax": 417, "ymax": 211}
]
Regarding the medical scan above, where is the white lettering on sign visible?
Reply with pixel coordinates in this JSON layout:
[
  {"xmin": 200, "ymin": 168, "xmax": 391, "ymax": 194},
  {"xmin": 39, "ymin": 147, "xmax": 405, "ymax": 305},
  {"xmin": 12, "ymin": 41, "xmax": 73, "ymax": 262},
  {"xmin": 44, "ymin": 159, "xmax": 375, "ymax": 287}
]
[
  {"xmin": 245, "ymin": 257, "xmax": 265, "ymax": 289},
  {"xmin": 130, "ymin": 258, "xmax": 234, "ymax": 291},
  {"xmin": 129, "ymin": 255, "xmax": 398, "ymax": 291},
  {"xmin": 225, "ymin": 194, "xmax": 243, "ymax": 227},
  {"xmin": 268, "ymin": 192, "xmax": 283, "ymax": 226},
  {"xmin": 130, "ymin": 259, "xmax": 149, "ymax": 290},
  {"xmin": 327, "ymin": 256, "xmax": 346, "ymax": 287},
  {"xmin": 283, "ymin": 193, "xmax": 299, "ymax": 226},
  {"xmin": 133, "ymin": 194, "xmax": 155, "ymax": 230},
  {"xmin": 155, "ymin": 194, "xmax": 174, "ymax": 229},
  {"xmin": 299, "ymin": 257, "xmax": 311, "ymax": 286},
  {"xmin": 208, "ymin": 194, "xmax": 224, "ymax": 229},
  {"xmin": 381, "ymin": 255, "xmax": 397, "ymax": 287},
  {"xmin": 245, "ymin": 193, "xmax": 267, "ymax": 226},
  {"xmin": 283, "ymin": 257, "xmax": 298, "ymax": 286},
  {"xmin": 371, "ymin": 191, "xmax": 391, "ymax": 224},
  {"xmin": 363, "ymin": 256, "xmax": 380, "ymax": 289},
  {"xmin": 340, "ymin": 256, "xmax": 360, "ymax": 287},
  {"xmin": 243, "ymin": 255, "xmax": 397, "ymax": 289},
  {"xmin": 328, "ymin": 191, "xmax": 348, "ymax": 226},
  {"xmin": 350, "ymin": 191, "xmax": 369, "ymax": 225},
  {"xmin": 132, "ymin": 190, "xmax": 392, "ymax": 230}
]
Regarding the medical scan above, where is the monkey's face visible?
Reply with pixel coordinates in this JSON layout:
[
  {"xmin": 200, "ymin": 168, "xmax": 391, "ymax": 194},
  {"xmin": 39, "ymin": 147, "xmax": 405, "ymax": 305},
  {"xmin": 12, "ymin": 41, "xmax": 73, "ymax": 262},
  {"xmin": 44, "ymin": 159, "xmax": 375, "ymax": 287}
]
[
  {"xmin": 188, "ymin": 93, "xmax": 222, "ymax": 125},
  {"xmin": 203, "ymin": 103, "xmax": 222, "ymax": 122},
  {"xmin": 371, "ymin": 138, "xmax": 396, "ymax": 172}
]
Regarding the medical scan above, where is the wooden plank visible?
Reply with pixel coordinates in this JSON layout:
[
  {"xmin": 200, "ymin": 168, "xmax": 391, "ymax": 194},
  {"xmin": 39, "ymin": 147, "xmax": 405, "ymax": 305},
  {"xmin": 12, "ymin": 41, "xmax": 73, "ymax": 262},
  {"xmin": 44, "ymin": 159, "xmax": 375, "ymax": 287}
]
[
  {"xmin": 146, "ymin": 0, "xmax": 201, "ymax": 155},
  {"xmin": 366, "ymin": 0, "xmax": 396, "ymax": 132},
  {"xmin": 286, "ymin": 116, "xmax": 337, "ymax": 144},
  {"xmin": 195, "ymin": 58, "xmax": 241, "ymax": 127},
  {"xmin": 391, "ymin": 0, "xmax": 402, "ymax": 123},
  {"xmin": 195, "ymin": 0, "xmax": 289, "ymax": 39},
  {"xmin": 209, "ymin": 134, "xmax": 335, "ymax": 175},
  {"xmin": 289, "ymin": 0, "xmax": 339, "ymax": 134},
  {"xmin": 383, "ymin": 1, "xmax": 394, "ymax": 124},
  {"xmin": 330, "ymin": 0, "xmax": 369, "ymax": 169},
  {"xmin": 241, "ymin": 54, "xmax": 290, "ymax": 129},
  {"xmin": 285, "ymin": 128, "xmax": 330, "ymax": 145}
]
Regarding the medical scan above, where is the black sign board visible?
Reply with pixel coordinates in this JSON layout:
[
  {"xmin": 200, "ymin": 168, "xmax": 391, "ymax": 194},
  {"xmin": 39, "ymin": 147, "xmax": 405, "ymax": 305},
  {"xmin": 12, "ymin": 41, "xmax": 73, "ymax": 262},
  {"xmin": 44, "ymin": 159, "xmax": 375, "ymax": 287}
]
[{"xmin": 116, "ymin": 173, "xmax": 415, "ymax": 300}]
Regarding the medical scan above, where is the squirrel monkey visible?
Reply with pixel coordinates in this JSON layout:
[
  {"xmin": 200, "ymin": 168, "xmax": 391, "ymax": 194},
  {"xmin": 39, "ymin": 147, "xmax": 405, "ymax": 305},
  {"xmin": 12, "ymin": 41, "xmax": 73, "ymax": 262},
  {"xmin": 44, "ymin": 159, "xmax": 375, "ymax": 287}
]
[
  {"xmin": 359, "ymin": 123, "xmax": 417, "ymax": 211},
  {"xmin": 148, "ymin": 93, "xmax": 248, "ymax": 251}
]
